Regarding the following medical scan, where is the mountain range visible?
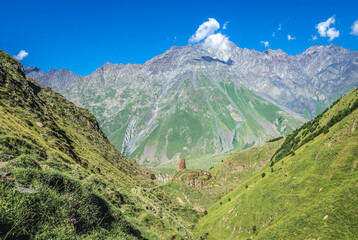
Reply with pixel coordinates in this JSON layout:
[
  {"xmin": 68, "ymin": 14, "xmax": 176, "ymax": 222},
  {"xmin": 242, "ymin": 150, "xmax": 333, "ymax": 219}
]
[{"xmin": 25, "ymin": 43, "xmax": 358, "ymax": 168}]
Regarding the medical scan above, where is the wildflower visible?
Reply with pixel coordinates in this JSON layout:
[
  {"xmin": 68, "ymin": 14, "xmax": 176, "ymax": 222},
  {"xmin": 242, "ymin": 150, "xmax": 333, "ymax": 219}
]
[{"xmin": 71, "ymin": 218, "xmax": 77, "ymax": 224}]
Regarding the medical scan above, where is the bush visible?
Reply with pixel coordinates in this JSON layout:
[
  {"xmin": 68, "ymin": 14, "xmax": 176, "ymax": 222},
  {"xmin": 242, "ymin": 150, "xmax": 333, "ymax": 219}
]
[{"xmin": 262, "ymin": 173, "xmax": 266, "ymax": 178}]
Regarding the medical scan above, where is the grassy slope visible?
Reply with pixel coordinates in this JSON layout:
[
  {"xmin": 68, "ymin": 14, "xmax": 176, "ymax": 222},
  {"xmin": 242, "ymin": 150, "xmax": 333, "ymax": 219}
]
[
  {"xmin": 195, "ymin": 89, "xmax": 358, "ymax": 239},
  {"xmin": 0, "ymin": 50, "xmax": 196, "ymax": 240},
  {"xmin": 153, "ymin": 138, "xmax": 284, "ymax": 219}
]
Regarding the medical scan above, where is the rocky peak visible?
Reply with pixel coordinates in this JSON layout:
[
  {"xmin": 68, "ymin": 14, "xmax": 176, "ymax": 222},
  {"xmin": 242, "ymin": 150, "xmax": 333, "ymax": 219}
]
[{"xmin": 24, "ymin": 66, "xmax": 83, "ymax": 91}]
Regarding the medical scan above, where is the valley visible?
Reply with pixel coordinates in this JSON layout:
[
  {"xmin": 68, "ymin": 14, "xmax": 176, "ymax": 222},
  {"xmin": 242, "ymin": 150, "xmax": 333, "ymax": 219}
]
[{"xmin": 1, "ymin": 43, "xmax": 357, "ymax": 239}]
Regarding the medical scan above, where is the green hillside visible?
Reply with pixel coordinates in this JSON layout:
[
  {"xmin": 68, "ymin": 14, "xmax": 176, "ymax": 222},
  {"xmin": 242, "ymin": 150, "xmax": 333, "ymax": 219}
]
[
  {"xmin": 195, "ymin": 88, "xmax": 358, "ymax": 239},
  {"xmin": 0, "ymin": 50, "xmax": 198, "ymax": 239},
  {"xmin": 152, "ymin": 138, "xmax": 284, "ymax": 218}
]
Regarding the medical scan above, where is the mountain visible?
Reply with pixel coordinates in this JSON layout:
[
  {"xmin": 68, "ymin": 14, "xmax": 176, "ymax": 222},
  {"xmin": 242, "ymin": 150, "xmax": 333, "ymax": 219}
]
[
  {"xmin": 195, "ymin": 88, "xmax": 358, "ymax": 239},
  {"xmin": 25, "ymin": 66, "xmax": 83, "ymax": 91},
  {"xmin": 0, "ymin": 50, "xmax": 199, "ymax": 239},
  {"xmin": 25, "ymin": 43, "xmax": 358, "ymax": 168}
]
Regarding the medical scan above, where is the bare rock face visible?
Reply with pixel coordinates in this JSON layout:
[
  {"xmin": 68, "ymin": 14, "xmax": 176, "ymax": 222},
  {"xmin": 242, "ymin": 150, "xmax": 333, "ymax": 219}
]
[{"xmin": 178, "ymin": 158, "xmax": 186, "ymax": 170}]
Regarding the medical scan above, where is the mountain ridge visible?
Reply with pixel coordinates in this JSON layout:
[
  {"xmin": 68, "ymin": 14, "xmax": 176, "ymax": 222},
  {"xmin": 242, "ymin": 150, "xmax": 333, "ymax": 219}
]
[{"xmin": 25, "ymin": 43, "xmax": 358, "ymax": 168}]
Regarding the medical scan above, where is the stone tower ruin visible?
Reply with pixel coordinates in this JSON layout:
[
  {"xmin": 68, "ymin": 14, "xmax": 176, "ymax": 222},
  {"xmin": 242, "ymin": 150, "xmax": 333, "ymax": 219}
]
[{"xmin": 178, "ymin": 158, "xmax": 186, "ymax": 170}]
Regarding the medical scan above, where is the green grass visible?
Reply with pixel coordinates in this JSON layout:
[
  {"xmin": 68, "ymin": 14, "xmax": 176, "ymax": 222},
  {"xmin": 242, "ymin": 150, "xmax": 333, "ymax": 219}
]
[{"xmin": 195, "ymin": 88, "xmax": 358, "ymax": 239}]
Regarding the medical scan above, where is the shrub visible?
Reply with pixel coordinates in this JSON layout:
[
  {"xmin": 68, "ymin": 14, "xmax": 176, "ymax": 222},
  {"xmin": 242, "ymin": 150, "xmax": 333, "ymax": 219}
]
[
  {"xmin": 253, "ymin": 225, "xmax": 257, "ymax": 234},
  {"xmin": 262, "ymin": 173, "xmax": 266, "ymax": 178}
]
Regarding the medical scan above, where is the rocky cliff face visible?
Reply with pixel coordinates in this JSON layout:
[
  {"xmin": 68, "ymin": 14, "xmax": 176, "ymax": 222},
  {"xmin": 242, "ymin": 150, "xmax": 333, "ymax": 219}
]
[{"xmin": 24, "ymin": 43, "xmax": 358, "ymax": 167}]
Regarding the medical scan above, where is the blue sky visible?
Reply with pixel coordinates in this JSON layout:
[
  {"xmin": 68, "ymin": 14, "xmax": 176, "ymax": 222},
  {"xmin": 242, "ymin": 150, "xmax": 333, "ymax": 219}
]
[{"xmin": 1, "ymin": 0, "xmax": 357, "ymax": 75}]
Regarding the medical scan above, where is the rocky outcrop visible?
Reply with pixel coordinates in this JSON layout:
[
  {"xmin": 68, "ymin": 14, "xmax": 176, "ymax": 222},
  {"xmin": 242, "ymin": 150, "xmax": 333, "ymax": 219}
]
[{"xmin": 171, "ymin": 169, "xmax": 212, "ymax": 188}]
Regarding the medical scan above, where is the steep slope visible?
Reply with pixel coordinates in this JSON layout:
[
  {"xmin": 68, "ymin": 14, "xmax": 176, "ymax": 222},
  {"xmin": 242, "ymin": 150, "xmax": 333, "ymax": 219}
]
[
  {"xmin": 195, "ymin": 88, "xmax": 358, "ymax": 239},
  {"xmin": 0, "ymin": 50, "xmax": 197, "ymax": 239}
]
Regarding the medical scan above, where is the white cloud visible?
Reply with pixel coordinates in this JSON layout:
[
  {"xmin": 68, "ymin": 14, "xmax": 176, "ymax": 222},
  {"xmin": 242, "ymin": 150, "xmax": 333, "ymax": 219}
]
[
  {"xmin": 202, "ymin": 33, "xmax": 231, "ymax": 60},
  {"xmin": 326, "ymin": 27, "xmax": 339, "ymax": 41},
  {"xmin": 13, "ymin": 50, "xmax": 29, "ymax": 61},
  {"xmin": 223, "ymin": 21, "xmax": 229, "ymax": 30},
  {"xmin": 189, "ymin": 18, "xmax": 232, "ymax": 60},
  {"xmin": 287, "ymin": 35, "xmax": 296, "ymax": 40},
  {"xmin": 311, "ymin": 35, "xmax": 318, "ymax": 41},
  {"xmin": 351, "ymin": 20, "xmax": 358, "ymax": 36},
  {"xmin": 272, "ymin": 32, "xmax": 275, "ymax": 38},
  {"xmin": 189, "ymin": 18, "xmax": 220, "ymax": 43},
  {"xmin": 316, "ymin": 16, "xmax": 340, "ymax": 41},
  {"xmin": 260, "ymin": 40, "xmax": 269, "ymax": 47}
]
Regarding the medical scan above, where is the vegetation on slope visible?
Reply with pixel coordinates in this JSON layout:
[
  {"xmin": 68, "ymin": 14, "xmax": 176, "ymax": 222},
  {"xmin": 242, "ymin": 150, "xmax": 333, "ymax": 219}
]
[
  {"xmin": 0, "ymin": 50, "xmax": 197, "ymax": 239},
  {"xmin": 195, "ymin": 88, "xmax": 358, "ymax": 239},
  {"xmin": 152, "ymin": 139, "xmax": 284, "ymax": 219}
]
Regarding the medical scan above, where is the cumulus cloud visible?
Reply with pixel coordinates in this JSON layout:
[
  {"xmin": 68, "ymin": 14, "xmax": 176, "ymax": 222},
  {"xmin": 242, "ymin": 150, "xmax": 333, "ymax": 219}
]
[
  {"xmin": 260, "ymin": 41, "xmax": 269, "ymax": 47},
  {"xmin": 316, "ymin": 16, "xmax": 340, "ymax": 41},
  {"xmin": 189, "ymin": 18, "xmax": 220, "ymax": 43},
  {"xmin": 13, "ymin": 50, "xmax": 29, "ymax": 61},
  {"xmin": 203, "ymin": 33, "xmax": 230, "ymax": 51},
  {"xmin": 326, "ymin": 27, "xmax": 339, "ymax": 41},
  {"xmin": 287, "ymin": 35, "xmax": 296, "ymax": 40},
  {"xmin": 311, "ymin": 35, "xmax": 318, "ymax": 41},
  {"xmin": 189, "ymin": 18, "xmax": 233, "ymax": 61},
  {"xmin": 351, "ymin": 20, "xmax": 358, "ymax": 36},
  {"xmin": 202, "ymin": 33, "xmax": 231, "ymax": 60}
]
